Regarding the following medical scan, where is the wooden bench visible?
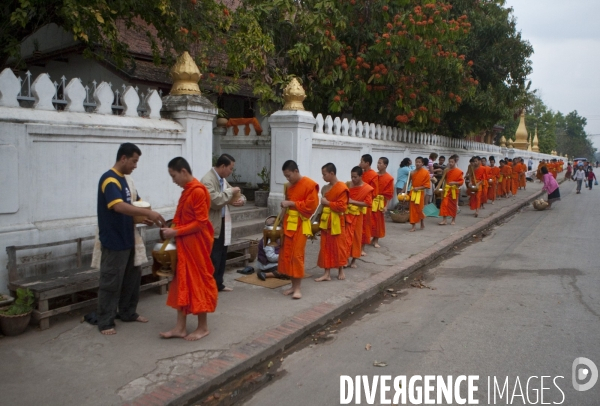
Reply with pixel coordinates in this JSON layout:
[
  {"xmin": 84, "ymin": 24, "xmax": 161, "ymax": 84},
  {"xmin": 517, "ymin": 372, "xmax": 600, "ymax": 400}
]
[
  {"xmin": 6, "ymin": 234, "xmax": 169, "ymax": 330},
  {"xmin": 225, "ymin": 240, "xmax": 255, "ymax": 267}
]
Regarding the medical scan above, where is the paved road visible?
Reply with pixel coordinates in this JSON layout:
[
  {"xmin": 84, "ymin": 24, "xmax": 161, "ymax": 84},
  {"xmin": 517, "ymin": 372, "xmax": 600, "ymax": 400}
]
[{"xmin": 243, "ymin": 181, "xmax": 600, "ymax": 406}]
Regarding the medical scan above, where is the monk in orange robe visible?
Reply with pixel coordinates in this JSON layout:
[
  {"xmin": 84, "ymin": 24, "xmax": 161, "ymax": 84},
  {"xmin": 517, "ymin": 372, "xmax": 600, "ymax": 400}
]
[
  {"xmin": 370, "ymin": 157, "xmax": 395, "ymax": 248},
  {"xmin": 160, "ymin": 157, "xmax": 219, "ymax": 341},
  {"xmin": 536, "ymin": 160, "xmax": 547, "ymax": 181},
  {"xmin": 360, "ymin": 154, "xmax": 379, "ymax": 254},
  {"xmin": 438, "ymin": 156, "xmax": 464, "ymax": 225},
  {"xmin": 278, "ymin": 160, "xmax": 319, "ymax": 299},
  {"xmin": 315, "ymin": 163, "xmax": 349, "ymax": 281},
  {"xmin": 496, "ymin": 160, "xmax": 505, "ymax": 198},
  {"xmin": 479, "ymin": 157, "xmax": 490, "ymax": 207},
  {"xmin": 549, "ymin": 159, "xmax": 558, "ymax": 179},
  {"xmin": 507, "ymin": 159, "xmax": 518, "ymax": 196},
  {"xmin": 488, "ymin": 157, "xmax": 500, "ymax": 203},
  {"xmin": 517, "ymin": 158, "xmax": 527, "ymax": 189},
  {"xmin": 501, "ymin": 160, "xmax": 513, "ymax": 197},
  {"xmin": 408, "ymin": 157, "xmax": 430, "ymax": 231},
  {"xmin": 345, "ymin": 167, "xmax": 373, "ymax": 269}
]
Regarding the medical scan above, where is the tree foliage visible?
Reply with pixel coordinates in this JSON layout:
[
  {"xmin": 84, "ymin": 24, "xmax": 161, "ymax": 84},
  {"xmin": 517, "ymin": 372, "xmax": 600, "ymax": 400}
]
[
  {"xmin": 500, "ymin": 94, "xmax": 596, "ymax": 159},
  {"xmin": 439, "ymin": 0, "xmax": 533, "ymax": 137}
]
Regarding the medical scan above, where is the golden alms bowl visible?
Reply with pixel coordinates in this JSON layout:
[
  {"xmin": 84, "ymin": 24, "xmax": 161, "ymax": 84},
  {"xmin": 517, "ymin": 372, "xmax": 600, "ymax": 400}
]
[{"xmin": 397, "ymin": 193, "xmax": 410, "ymax": 202}]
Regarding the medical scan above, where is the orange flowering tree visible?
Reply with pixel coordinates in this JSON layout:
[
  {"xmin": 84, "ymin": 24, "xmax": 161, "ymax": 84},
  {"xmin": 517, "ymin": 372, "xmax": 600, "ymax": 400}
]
[{"xmin": 235, "ymin": 0, "xmax": 476, "ymax": 132}]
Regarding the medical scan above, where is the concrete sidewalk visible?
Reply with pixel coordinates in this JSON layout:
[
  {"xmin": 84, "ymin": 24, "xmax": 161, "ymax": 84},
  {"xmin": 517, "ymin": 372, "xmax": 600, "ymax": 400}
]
[{"xmin": 0, "ymin": 183, "xmax": 552, "ymax": 406}]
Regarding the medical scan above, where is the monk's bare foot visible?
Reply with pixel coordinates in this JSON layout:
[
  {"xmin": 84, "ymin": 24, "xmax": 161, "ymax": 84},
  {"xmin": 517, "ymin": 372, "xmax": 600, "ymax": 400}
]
[
  {"xmin": 350, "ymin": 263, "xmax": 358, "ymax": 269},
  {"xmin": 159, "ymin": 328, "xmax": 187, "ymax": 339},
  {"xmin": 361, "ymin": 251, "xmax": 367, "ymax": 256},
  {"xmin": 136, "ymin": 315, "xmax": 149, "ymax": 323},
  {"xmin": 100, "ymin": 328, "xmax": 116, "ymax": 335},
  {"xmin": 338, "ymin": 269, "xmax": 346, "ymax": 280},
  {"xmin": 282, "ymin": 287, "xmax": 294, "ymax": 296},
  {"xmin": 409, "ymin": 228, "xmax": 416, "ymax": 232},
  {"xmin": 221, "ymin": 286, "xmax": 233, "ymax": 292},
  {"xmin": 372, "ymin": 243, "xmax": 381, "ymax": 248},
  {"xmin": 292, "ymin": 291, "xmax": 302, "ymax": 300},
  {"xmin": 184, "ymin": 328, "xmax": 209, "ymax": 341},
  {"xmin": 438, "ymin": 221, "xmax": 447, "ymax": 225},
  {"xmin": 450, "ymin": 220, "xmax": 456, "ymax": 225},
  {"xmin": 420, "ymin": 225, "xmax": 425, "ymax": 230},
  {"xmin": 315, "ymin": 273, "xmax": 331, "ymax": 282}
]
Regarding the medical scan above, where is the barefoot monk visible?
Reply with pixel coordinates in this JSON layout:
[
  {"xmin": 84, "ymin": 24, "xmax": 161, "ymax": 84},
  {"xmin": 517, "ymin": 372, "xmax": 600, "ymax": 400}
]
[
  {"xmin": 359, "ymin": 154, "xmax": 379, "ymax": 254},
  {"xmin": 371, "ymin": 157, "xmax": 394, "ymax": 248},
  {"xmin": 160, "ymin": 157, "xmax": 218, "ymax": 341},
  {"xmin": 438, "ymin": 156, "xmax": 464, "ymax": 225},
  {"xmin": 345, "ymin": 167, "xmax": 373, "ymax": 269},
  {"xmin": 408, "ymin": 157, "xmax": 430, "ymax": 232},
  {"xmin": 278, "ymin": 160, "xmax": 319, "ymax": 299},
  {"xmin": 316, "ymin": 163, "xmax": 349, "ymax": 282}
]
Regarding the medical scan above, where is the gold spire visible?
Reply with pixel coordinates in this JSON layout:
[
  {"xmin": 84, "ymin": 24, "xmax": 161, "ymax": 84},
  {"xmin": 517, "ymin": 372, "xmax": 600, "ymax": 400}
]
[
  {"xmin": 499, "ymin": 135, "xmax": 507, "ymax": 147},
  {"xmin": 507, "ymin": 137, "xmax": 514, "ymax": 148},
  {"xmin": 282, "ymin": 78, "xmax": 306, "ymax": 111},
  {"xmin": 513, "ymin": 109, "xmax": 529, "ymax": 150},
  {"xmin": 532, "ymin": 126, "xmax": 540, "ymax": 152},
  {"xmin": 169, "ymin": 51, "xmax": 202, "ymax": 96}
]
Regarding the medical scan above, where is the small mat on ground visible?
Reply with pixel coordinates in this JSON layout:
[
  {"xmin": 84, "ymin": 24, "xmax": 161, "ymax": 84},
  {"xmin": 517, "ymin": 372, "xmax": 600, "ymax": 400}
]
[
  {"xmin": 235, "ymin": 273, "xmax": 311, "ymax": 288},
  {"xmin": 423, "ymin": 203, "xmax": 440, "ymax": 217}
]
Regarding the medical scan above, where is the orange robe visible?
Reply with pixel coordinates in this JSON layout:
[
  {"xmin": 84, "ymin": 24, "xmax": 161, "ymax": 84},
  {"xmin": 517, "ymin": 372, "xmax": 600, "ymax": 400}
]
[
  {"xmin": 167, "ymin": 179, "xmax": 218, "ymax": 315},
  {"xmin": 279, "ymin": 177, "xmax": 319, "ymax": 279},
  {"xmin": 345, "ymin": 183, "xmax": 373, "ymax": 259},
  {"xmin": 371, "ymin": 172, "xmax": 394, "ymax": 238},
  {"xmin": 361, "ymin": 169, "xmax": 379, "ymax": 244},
  {"xmin": 536, "ymin": 163, "xmax": 546, "ymax": 181},
  {"xmin": 409, "ymin": 168, "xmax": 430, "ymax": 224},
  {"xmin": 501, "ymin": 165, "xmax": 513, "ymax": 196},
  {"xmin": 488, "ymin": 166, "xmax": 500, "ymax": 201},
  {"xmin": 439, "ymin": 168, "xmax": 464, "ymax": 218},
  {"xmin": 317, "ymin": 182, "xmax": 349, "ymax": 269},
  {"xmin": 549, "ymin": 163, "xmax": 558, "ymax": 179},
  {"xmin": 470, "ymin": 166, "xmax": 486, "ymax": 210},
  {"xmin": 480, "ymin": 166, "xmax": 490, "ymax": 204},
  {"xmin": 511, "ymin": 163, "xmax": 519, "ymax": 195},
  {"xmin": 518, "ymin": 163, "xmax": 527, "ymax": 188}
]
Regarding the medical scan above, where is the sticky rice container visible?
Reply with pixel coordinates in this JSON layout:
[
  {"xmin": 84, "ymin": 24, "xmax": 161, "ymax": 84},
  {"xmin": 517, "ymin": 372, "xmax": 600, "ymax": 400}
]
[{"xmin": 132, "ymin": 201, "xmax": 151, "ymax": 224}]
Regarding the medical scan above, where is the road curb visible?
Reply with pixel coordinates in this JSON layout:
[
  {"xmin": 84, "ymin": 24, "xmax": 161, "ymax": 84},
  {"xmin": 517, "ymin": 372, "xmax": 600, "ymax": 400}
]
[{"xmin": 124, "ymin": 187, "xmax": 549, "ymax": 406}]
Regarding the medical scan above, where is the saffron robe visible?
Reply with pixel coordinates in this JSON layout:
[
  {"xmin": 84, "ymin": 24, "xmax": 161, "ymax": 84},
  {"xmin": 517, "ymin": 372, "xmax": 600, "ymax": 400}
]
[
  {"xmin": 517, "ymin": 163, "xmax": 527, "ymax": 188},
  {"xmin": 511, "ymin": 163, "xmax": 520, "ymax": 195},
  {"xmin": 371, "ymin": 172, "xmax": 394, "ymax": 238},
  {"xmin": 489, "ymin": 166, "xmax": 500, "ymax": 201},
  {"xmin": 549, "ymin": 163, "xmax": 558, "ymax": 179},
  {"xmin": 470, "ymin": 166, "xmax": 486, "ymax": 210},
  {"xmin": 317, "ymin": 182, "xmax": 349, "ymax": 268},
  {"xmin": 439, "ymin": 168, "xmax": 464, "ymax": 218},
  {"xmin": 480, "ymin": 166, "xmax": 490, "ymax": 204},
  {"xmin": 361, "ymin": 169, "xmax": 379, "ymax": 244},
  {"xmin": 279, "ymin": 177, "xmax": 319, "ymax": 279},
  {"xmin": 501, "ymin": 165, "xmax": 513, "ymax": 195},
  {"xmin": 409, "ymin": 168, "xmax": 430, "ymax": 224},
  {"xmin": 345, "ymin": 183, "xmax": 373, "ymax": 259},
  {"xmin": 167, "ymin": 179, "xmax": 218, "ymax": 315}
]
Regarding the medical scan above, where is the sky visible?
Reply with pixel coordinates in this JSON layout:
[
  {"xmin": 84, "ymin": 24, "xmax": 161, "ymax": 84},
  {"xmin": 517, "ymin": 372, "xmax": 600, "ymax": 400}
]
[{"xmin": 504, "ymin": 0, "xmax": 600, "ymax": 149}]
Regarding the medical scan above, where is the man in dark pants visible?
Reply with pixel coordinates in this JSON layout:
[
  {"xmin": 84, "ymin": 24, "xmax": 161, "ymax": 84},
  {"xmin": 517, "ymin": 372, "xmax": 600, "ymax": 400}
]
[
  {"xmin": 96, "ymin": 143, "xmax": 165, "ymax": 335},
  {"xmin": 201, "ymin": 154, "xmax": 246, "ymax": 292}
]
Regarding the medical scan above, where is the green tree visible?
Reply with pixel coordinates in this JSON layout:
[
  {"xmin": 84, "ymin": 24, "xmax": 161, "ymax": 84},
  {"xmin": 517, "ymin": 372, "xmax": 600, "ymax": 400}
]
[{"xmin": 440, "ymin": 0, "xmax": 533, "ymax": 137}]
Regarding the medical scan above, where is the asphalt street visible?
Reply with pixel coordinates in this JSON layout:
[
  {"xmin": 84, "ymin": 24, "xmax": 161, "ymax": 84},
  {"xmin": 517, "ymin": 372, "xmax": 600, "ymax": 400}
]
[{"xmin": 243, "ymin": 180, "xmax": 600, "ymax": 406}]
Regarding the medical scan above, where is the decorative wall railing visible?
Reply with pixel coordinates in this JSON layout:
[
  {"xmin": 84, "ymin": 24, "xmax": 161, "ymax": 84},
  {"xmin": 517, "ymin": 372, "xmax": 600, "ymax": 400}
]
[
  {"xmin": 0, "ymin": 68, "xmax": 162, "ymax": 119},
  {"xmin": 313, "ymin": 113, "xmax": 503, "ymax": 153}
]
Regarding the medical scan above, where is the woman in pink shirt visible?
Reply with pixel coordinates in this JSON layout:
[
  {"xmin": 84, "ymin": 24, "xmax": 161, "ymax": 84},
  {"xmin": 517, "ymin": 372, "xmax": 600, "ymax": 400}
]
[{"xmin": 541, "ymin": 166, "xmax": 560, "ymax": 208}]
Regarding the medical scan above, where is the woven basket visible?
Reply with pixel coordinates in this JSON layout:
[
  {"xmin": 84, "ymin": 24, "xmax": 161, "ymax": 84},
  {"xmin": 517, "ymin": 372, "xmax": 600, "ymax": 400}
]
[
  {"xmin": 390, "ymin": 210, "xmax": 410, "ymax": 223},
  {"xmin": 532, "ymin": 200, "xmax": 549, "ymax": 211}
]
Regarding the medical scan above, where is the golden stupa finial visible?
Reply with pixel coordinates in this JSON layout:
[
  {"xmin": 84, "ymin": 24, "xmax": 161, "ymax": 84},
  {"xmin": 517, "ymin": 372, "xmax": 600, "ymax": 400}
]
[
  {"xmin": 499, "ymin": 135, "xmax": 507, "ymax": 147},
  {"xmin": 282, "ymin": 78, "xmax": 306, "ymax": 111},
  {"xmin": 532, "ymin": 126, "xmax": 540, "ymax": 152},
  {"xmin": 170, "ymin": 51, "xmax": 202, "ymax": 96},
  {"xmin": 513, "ymin": 109, "xmax": 529, "ymax": 150},
  {"xmin": 507, "ymin": 137, "xmax": 514, "ymax": 148}
]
